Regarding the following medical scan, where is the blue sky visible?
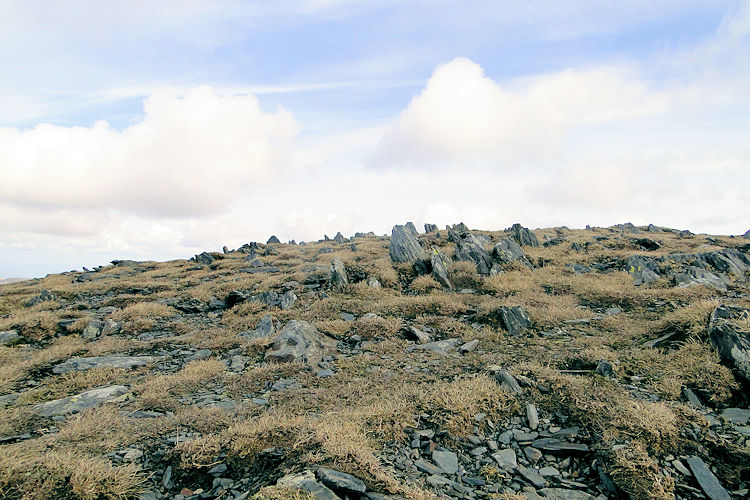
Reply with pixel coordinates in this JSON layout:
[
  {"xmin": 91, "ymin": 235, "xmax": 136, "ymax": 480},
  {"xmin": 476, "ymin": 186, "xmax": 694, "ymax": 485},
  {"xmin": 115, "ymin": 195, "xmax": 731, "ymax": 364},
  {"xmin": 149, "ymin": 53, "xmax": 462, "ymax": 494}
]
[{"xmin": 1, "ymin": 1, "xmax": 749, "ymax": 277}]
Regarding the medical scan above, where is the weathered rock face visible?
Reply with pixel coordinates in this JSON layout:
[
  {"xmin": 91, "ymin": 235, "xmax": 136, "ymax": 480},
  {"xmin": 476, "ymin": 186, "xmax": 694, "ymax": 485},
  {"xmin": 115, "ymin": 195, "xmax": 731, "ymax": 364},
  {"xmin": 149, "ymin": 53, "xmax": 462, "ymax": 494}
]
[
  {"xmin": 265, "ymin": 321, "xmax": 336, "ymax": 365},
  {"xmin": 430, "ymin": 247, "xmax": 453, "ymax": 289},
  {"xmin": 495, "ymin": 306, "xmax": 532, "ymax": 335},
  {"xmin": 329, "ymin": 258, "xmax": 348, "ymax": 289},
  {"xmin": 389, "ymin": 224, "xmax": 426, "ymax": 264},
  {"xmin": 33, "ymin": 385, "xmax": 128, "ymax": 417},
  {"xmin": 454, "ymin": 233, "xmax": 494, "ymax": 275},
  {"xmin": 191, "ymin": 252, "xmax": 214, "ymax": 265},
  {"xmin": 508, "ymin": 223, "xmax": 539, "ymax": 247},
  {"xmin": 52, "ymin": 356, "xmax": 160, "ymax": 374},
  {"xmin": 708, "ymin": 305, "xmax": 750, "ymax": 382},
  {"xmin": 491, "ymin": 238, "xmax": 533, "ymax": 268},
  {"xmin": 424, "ymin": 223, "xmax": 438, "ymax": 233},
  {"xmin": 674, "ymin": 267, "xmax": 727, "ymax": 292},
  {"xmin": 333, "ymin": 232, "xmax": 346, "ymax": 244},
  {"xmin": 626, "ymin": 255, "xmax": 660, "ymax": 285},
  {"xmin": 266, "ymin": 235, "xmax": 281, "ymax": 244}
]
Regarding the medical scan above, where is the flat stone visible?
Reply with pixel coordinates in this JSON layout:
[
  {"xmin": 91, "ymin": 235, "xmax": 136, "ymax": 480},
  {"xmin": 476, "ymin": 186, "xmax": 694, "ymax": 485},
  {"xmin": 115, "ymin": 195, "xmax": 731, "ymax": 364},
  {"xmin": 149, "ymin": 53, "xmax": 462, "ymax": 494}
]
[
  {"xmin": 415, "ymin": 459, "xmax": 445, "ymax": 475},
  {"xmin": 418, "ymin": 338, "xmax": 461, "ymax": 354},
  {"xmin": 52, "ymin": 356, "xmax": 160, "ymax": 374},
  {"xmin": 33, "ymin": 385, "xmax": 128, "ymax": 416},
  {"xmin": 538, "ymin": 488, "xmax": 594, "ymax": 499},
  {"xmin": 277, "ymin": 470, "xmax": 339, "ymax": 500},
  {"xmin": 720, "ymin": 408, "xmax": 750, "ymax": 425},
  {"xmin": 492, "ymin": 449, "xmax": 518, "ymax": 470},
  {"xmin": 459, "ymin": 339, "xmax": 479, "ymax": 353},
  {"xmin": 531, "ymin": 438, "xmax": 589, "ymax": 453},
  {"xmin": 539, "ymin": 467, "xmax": 560, "ymax": 477},
  {"xmin": 0, "ymin": 330, "xmax": 22, "ymax": 346},
  {"xmin": 685, "ymin": 457, "xmax": 730, "ymax": 500},
  {"xmin": 527, "ymin": 403, "xmax": 539, "ymax": 430},
  {"xmin": 265, "ymin": 320, "xmax": 336, "ymax": 366},
  {"xmin": 316, "ymin": 467, "xmax": 366, "ymax": 494},
  {"xmin": 518, "ymin": 466, "xmax": 547, "ymax": 488},
  {"xmin": 432, "ymin": 450, "xmax": 458, "ymax": 475}
]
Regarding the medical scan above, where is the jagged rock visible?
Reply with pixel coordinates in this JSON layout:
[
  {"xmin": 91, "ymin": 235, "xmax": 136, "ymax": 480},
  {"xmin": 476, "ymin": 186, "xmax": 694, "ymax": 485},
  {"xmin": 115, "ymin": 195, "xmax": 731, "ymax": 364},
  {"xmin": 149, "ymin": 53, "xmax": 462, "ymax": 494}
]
[
  {"xmin": 280, "ymin": 290, "xmax": 297, "ymax": 310},
  {"xmin": 316, "ymin": 468, "xmax": 366, "ymax": 494},
  {"xmin": 276, "ymin": 470, "xmax": 339, "ymax": 500},
  {"xmin": 647, "ymin": 224, "xmax": 663, "ymax": 232},
  {"xmin": 527, "ymin": 403, "xmax": 539, "ymax": 430},
  {"xmin": 632, "ymin": 238, "xmax": 661, "ymax": 251},
  {"xmin": 53, "ymin": 356, "xmax": 160, "ymax": 374},
  {"xmin": 333, "ymin": 232, "xmax": 346, "ymax": 244},
  {"xmin": 492, "ymin": 448, "xmax": 518, "ymax": 469},
  {"xmin": 405, "ymin": 221, "xmax": 418, "ymax": 235},
  {"xmin": 265, "ymin": 320, "xmax": 336, "ymax": 365},
  {"xmin": 191, "ymin": 252, "xmax": 214, "ymax": 265},
  {"xmin": 495, "ymin": 306, "xmax": 531, "ymax": 335},
  {"xmin": 82, "ymin": 319, "xmax": 104, "ymax": 340},
  {"xmin": 674, "ymin": 266, "xmax": 727, "ymax": 291},
  {"xmin": 508, "ymin": 223, "xmax": 539, "ymax": 247},
  {"xmin": 708, "ymin": 305, "xmax": 750, "ymax": 382},
  {"xmin": 743, "ymin": 229, "xmax": 750, "ymax": 239},
  {"xmin": 329, "ymin": 258, "xmax": 348, "ymax": 288},
  {"xmin": 452, "ymin": 222, "xmax": 469, "ymax": 232},
  {"xmin": 389, "ymin": 224, "xmax": 427, "ymax": 272},
  {"xmin": 33, "ymin": 385, "xmax": 128, "ymax": 416},
  {"xmin": 454, "ymin": 233, "xmax": 493, "ymax": 275},
  {"xmin": 267, "ymin": 235, "xmax": 280, "ymax": 244},
  {"xmin": 432, "ymin": 450, "xmax": 458, "ymax": 474},
  {"xmin": 626, "ymin": 255, "xmax": 660, "ymax": 285},
  {"xmin": 26, "ymin": 289, "xmax": 55, "ymax": 307},
  {"xmin": 404, "ymin": 326, "xmax": 431, "ymax": 344},
  {"xmin": 241, "ymin": 314, "xmax": 277, "ymax": 339},
  {"xmin": 702, "ymin": 248, "xmax": 750, "ymax": 277},
  {"xmin": 430, "ymin": 247, "xmax": 452, "ymax": 289},
  {"xmin": 530, "ymin": 438, "xmax": 589, "ymax": 452},
  {"xmin": 491, "ymin": 238, "xmax": 533, "ymax": 268},
  {"xmin": 685, "ymin": 457, "xmax": 731, "ymax": 500},
  {"xmin": 425, "ymin": 223, "xmax": 438, "ymax": 233},
  {"xmin": 491, "ymin": 368, "xmax": 522, "ymax": 393},
  {"xmin": 0, "ymin": 330, "xmax": 22, "ymax": 346},
  {"xmin": 612, "ymin": 222, "xmax": 641, "ymax": 233},
  {"xmin": 417, "ymin": 338, "xmax": 462, "ymax": 354}
]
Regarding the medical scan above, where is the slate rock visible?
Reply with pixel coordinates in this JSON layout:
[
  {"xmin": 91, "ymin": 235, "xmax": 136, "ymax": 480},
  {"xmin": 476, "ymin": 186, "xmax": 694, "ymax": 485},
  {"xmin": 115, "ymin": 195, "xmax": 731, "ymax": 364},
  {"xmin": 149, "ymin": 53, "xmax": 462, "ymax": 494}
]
[
  {"xmin": 316, "ymin": 467, "xmax": 366, "ymax": 493},
  {"xmin": 491, "ymin": 238, "xmax": 533, "ymax": 268},
  {"xmin": 276, "ymin": 470, "xmax": 339, "ymax": 500},
  {"xmin": 454, "ymin": 233, "xmax": 494, "ymax": 275},
  {"xmin": 26, "ymin": 289, "xmax": 55, "ymax": 307},
  {"xmin": 626, "ymin": 255, "xmax": 660, "ymax": 285},
  {"xmin": 34, "ymin": 385, "xmax": 128, "ymax": 416},
  {"xmin": 743, "ymin": 229, "xmax": 750, "ymax": 239},
  {"xmin": 266, "ymin": 235, "xmax": 281, "ymax": 244},
  {"xmin": 241, "ymin": 314, "xmax": 276, "ymax": 339},
  {"xmin": 265, "ymin": 320, "xmax": 336, "ymax": 365},
  {"xmin": 0, "ymin": 330, "xmax": 22, "ymax": 346},
  {"xmin": 333, "ymin": 232, "xmax": 346, "ymax": 244},
  {"xmin": 685, "ymin": 457, "xmax": 730, "ymax": 500},
  {"xmin": 329, "ymin": 258, "xmax": 348, "ymax": 289},
  {"xmin": 517, "ymin": 465, "xmax": 547, "ymax": 488},
  {"xmin": 280, "ymin": 290, "xmax": 297, "ymax": 310},
  {"xmin": 53, "ymin": 356, "xmax": 160, "ymax": 374},
  {"xmin": 82, "ymin": 319, "xmax": 104, "ymax": 340},
  {"xmin": 430, "ymin": 247, "xmax": 453, "ymax": 289},
  {"xmin": 389, "ymin": 224, "xmax": 428, "ymax": 273},
  {"xmin": 527, "ymin": 403, "xmax": 539, "ymax": 430},
  {"xmin": 425, "ymin": 223, "xmax": 438, "ymax": 233},
  {"xmin": 191, "ymin": 252, "xmax": 214, "ymax": 265},
  {"xmin": 101, "ymin": 319, "xmax": 122, "ymax": 336},
  {"xmin": 539, "ymin": 488, "xmax": 594, "ymax": 500},
  {"xmin": 708, "ymin": 305, "xmax": 750, "ymax": 382},
  {"xmin": 530, "ymin": 438, "xmax": 589, "ymax": 453},
  {"xmin": 432, "ymin": 450, "xmax": 458, "ymax": 474},
  {"xmin": 632, "ymin": 238, "xmax": 661, "ymax": 251},
  {"xmin": 496, "ymin": 306, "xmax": 532, "ymax": 335},
  {"xmin": 674, "ymin": 266, "xmax": 727, "ymax": 292},
  {"xmin": 492, "ymin": 448, "xmax": 518, "ymax": 470},
  {"xmin": 508, "ymin": 223, "xmax": 539, "ymax": 247},
  {"xmin": 417, "ymin": 338, "xmax": 462, "ymax": 354},
  {"xmin": 720, "ymin": 408, "xmax": 750, "ymax": 424}
]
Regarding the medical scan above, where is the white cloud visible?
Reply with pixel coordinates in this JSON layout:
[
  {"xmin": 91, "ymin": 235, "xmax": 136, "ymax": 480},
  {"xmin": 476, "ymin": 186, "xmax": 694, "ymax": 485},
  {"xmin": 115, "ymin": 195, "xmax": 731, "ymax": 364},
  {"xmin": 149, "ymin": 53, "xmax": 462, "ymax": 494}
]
[
  {"xmin": 0, "ymin": 86, "xmax": 297, "ymax": 217},
  {"xmin": 372, "ymin": 57, "xmax": 666, "ymax": 167}
]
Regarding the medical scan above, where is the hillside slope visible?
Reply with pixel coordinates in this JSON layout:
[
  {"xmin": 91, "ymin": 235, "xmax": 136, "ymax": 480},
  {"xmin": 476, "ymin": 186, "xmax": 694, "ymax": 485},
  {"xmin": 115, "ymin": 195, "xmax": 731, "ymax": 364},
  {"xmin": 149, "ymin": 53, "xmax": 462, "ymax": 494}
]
[{"xmin": 0, "ymin": 223, "xmax": 749, "ymax": 500}]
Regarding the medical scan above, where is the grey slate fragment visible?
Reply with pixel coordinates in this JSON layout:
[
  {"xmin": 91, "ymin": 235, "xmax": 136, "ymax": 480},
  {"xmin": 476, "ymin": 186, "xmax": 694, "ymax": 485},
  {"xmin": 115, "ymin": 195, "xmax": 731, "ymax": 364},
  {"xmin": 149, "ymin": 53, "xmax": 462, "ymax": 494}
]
[
  {"xmin": 492, "ymin": 448, "xmax": 518, "ymax": 470},
  {"xmin": 316, "ymin": 467, "xmax": 366, "ymax": 493},
  {"xmin": 538, "ymin": 488, "xmax": 594, "ymax": 500},
  {"xmin": 517, "ymin": 465, "xmax": 547, "ymax": 488},
  {"xmin": 0, "ymin": 330, "xmax": 22, "ymax": 346},
  {"xmin": 527, "ymin": 403, "xmax": 539, "ymax": 430},
  {"xmin": 53, "ymin": 356, "xmax": 160, "ymax": 374},
  {"xmin": 277, "ymin": 470, "xmax": 339, "ymax": 500},
  {"xmin": 432, "ymin": 450, "xmax": 458, "ymax": 475},
  {"xmin": 685, "ymin": 457, "xmax": 730, "ymax": 500},
  {"xmin": 34, "ymin": 385, "xmax": 128, "ymax": 416},
  {"xmin": 530, "ymin": 438, "xmax": 589, "ymax": 452}
]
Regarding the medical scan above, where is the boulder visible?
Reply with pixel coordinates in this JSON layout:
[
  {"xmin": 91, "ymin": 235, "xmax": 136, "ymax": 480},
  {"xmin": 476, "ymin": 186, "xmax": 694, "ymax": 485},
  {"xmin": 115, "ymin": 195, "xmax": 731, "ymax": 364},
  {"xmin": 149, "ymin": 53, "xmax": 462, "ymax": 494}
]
[
  {"xmin": 26, "ymin": 289, "xmax": 55, "ymax": 307},
  {"xmin": 674, "ymin": 267, "xmax": 727, "ymax": 292},
  {"xmin": 454, "ymin": 233, "xmax": 494, "ymax": 275},
  {"xmin": 0, "ymin": 330, "xmax": 22, "ymax": 346},
  {"xmin": 743, "ymin": 229, "xmax": 750, "ymax": 239},
  {"xmin": 191, "ymin": 252, "xmax": 214, "ymax": 265},
  {"xmin": 266, "ymin": 235, "xmax": 281, "ymax": 244},
  {"xmin": 405, "ymin": 221, "xmax": 418, "ymax": 235},
  {"xmin": 508, "ymin": 223, "xmax": 539, "ymax": 247},
  {"xmin": 430, "ymin": 247, "xmax": 452, "ymax": 289},
  {"xmin": 276, "ymin": 470, "xmax": 339, "ymax": 500},
  {"xmin": 491, "ymin": 238, "xmax": 533, "ymax": 268},
  {"xmin": 34, "ymin": 385, "xmax": 128, "ymax": 417},
  {"xmin": 82, "ymin": 319, "xmax": 104, "ymax": 340},
  {"xmin": 632, "ymin": 238, "xmax": 661, "ymax": 251},
  {"xmin": 265, "ymin": 321, "xmax": 336, "ymax": 365},
  {"xmin": 329, "ymin": 258, "xmax": 348, "ymax": 289},
  {"xmin": 708, "ymin": 305, "xmax": 750, "ymax": 382},
  {"xmin": 626, "ymin": 255, "xmax": 660, "ymax": 285},
  {"xmin": 333, "ymin": 232, "xmax": 346, "ymax": 244},
  {"xmin": 389, "ymin": 224, "xmax": 428, "ymax": 273},
  {"xmin": 496, "ymin": 306, "xmax": 531, "ymax": 335},
  {"xmin": 424, "ymin": 223, "xmax": 438, "ymax": 233},
  {"xmin": 280, "ymin": 290, "xmax": 297, "ymax": 310},
  {"xmin": 316, "ymin": 468, "xmax": 366, "ymax": 494}
]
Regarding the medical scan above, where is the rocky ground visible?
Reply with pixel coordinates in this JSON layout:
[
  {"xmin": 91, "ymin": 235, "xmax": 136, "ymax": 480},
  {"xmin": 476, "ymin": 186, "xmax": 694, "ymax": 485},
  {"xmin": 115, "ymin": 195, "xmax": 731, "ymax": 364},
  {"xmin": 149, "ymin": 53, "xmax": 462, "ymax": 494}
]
[{"xmin": 0, "ymin": 222, "xmax": 749, "ymax": 500}]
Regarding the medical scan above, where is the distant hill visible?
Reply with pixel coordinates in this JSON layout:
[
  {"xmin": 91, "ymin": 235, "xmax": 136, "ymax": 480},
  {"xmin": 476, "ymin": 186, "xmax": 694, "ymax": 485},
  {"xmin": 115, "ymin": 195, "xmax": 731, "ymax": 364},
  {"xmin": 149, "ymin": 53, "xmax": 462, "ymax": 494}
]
[{"xmin": 0, "ymin": 278, "xmax": 28, "ymax": 285}]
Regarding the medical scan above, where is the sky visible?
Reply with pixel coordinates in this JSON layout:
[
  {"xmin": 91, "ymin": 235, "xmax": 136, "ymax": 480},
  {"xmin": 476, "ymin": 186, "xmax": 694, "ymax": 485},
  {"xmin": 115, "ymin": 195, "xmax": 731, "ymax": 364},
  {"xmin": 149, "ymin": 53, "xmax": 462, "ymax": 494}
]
[{"xmin": 1, "ymin": 1, "xmax": 749, "ymax": 278}]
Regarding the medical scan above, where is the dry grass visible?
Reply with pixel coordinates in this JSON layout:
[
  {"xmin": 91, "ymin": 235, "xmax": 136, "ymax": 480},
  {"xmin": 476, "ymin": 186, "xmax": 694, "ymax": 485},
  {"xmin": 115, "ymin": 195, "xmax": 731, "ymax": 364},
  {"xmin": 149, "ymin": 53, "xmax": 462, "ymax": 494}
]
[
  {"xmin": 607, "ymin": 442, "xmax": 675, "ymax": 500},
  {"xmin": 135, "ymin": 358, "xmax": 226, "ymax": 410},
  {"xmin": 110, "ymin": 302, "xmax": 176, "ymax": 331}
]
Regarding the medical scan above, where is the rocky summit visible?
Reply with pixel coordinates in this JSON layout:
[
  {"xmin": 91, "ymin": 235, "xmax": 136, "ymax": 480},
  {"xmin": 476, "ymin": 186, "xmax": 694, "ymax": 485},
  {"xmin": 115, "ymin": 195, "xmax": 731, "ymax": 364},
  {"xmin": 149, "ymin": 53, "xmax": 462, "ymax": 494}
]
[{"xmin": 0, "ymin": 223, "xmax": 749, "ymax": 500}]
